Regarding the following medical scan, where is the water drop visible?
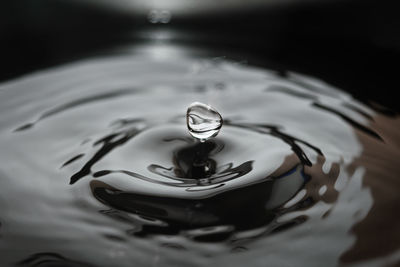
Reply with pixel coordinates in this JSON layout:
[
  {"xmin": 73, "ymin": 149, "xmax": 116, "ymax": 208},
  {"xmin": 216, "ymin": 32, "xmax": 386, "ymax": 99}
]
[{"xmin": 186, "ymin": 102, "xmax": 223, "ymax": 142}]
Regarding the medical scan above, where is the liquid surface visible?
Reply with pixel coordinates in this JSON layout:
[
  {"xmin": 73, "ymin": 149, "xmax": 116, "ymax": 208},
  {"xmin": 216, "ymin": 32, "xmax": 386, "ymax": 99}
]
[{"xmin": 0, "ymin": 53, "xmax": 399, "ymax": 267}]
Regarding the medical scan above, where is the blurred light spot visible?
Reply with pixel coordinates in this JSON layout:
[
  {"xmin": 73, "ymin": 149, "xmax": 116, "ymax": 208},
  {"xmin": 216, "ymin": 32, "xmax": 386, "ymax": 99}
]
[
  {"xmin": 319, "ymin": 185, "xmax": 327, "ymax": 196},
  {"xmin": 140, "ymin": 29, "xmax": 173, "ymax": 41},
  {"xmin": 131, "ymin": 44, "xmax": 186, "ymax": 59},
  {"xmin": 148, "ymin": 10, "xmax": 172, "ymax": 24}
]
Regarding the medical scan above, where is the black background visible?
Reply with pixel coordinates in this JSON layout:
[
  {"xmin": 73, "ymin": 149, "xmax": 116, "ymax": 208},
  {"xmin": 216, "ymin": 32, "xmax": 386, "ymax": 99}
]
[{"xmin": 1, "ymin": 0, "xmax": 399, "ymax": 111}]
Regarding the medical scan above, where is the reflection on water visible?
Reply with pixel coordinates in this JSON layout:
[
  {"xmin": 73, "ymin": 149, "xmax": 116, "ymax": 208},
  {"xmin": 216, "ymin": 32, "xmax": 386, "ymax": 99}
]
[
  {"xmin": 17, "ymin": 252, "xmax": 94, "ymax": 267},
  {"xmin": 0, "ymin": 50, "xmax": 399, "ymax": 267}
]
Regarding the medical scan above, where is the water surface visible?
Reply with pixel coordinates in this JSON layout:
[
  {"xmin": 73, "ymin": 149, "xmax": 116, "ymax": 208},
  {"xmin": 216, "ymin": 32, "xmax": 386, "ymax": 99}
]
[{"xmin": 0, "ymin": 53, "xmax": 399, "ymax": 267}]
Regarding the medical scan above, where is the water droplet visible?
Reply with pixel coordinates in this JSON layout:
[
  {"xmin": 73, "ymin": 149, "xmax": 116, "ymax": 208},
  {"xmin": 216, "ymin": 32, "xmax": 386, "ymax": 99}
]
[{"xmin": 186, "ymin": 102, "xmax": 223, "ymax": 142}]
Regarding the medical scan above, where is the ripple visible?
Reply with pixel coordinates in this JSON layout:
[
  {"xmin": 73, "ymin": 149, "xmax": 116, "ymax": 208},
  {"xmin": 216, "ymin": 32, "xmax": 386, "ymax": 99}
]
[{"xmin": 0, "ymin": 55, "xmax": 399, "ymax": 267}]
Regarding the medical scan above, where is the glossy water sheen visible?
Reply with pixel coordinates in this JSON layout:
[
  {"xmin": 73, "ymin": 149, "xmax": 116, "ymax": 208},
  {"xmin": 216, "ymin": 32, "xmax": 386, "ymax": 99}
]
[
  {"xmin": 186, "ymin": 102, "xmax": 223, "ymax": 141},
  {"xmin": 0, "ymin": 54, "xmax": 399, "ymax": 267}
]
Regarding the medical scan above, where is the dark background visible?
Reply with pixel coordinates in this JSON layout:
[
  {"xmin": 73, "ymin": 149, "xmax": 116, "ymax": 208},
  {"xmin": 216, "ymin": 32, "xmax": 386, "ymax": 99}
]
[{"xmin": 1, "ymin": 0, "xmax": 399, "ymax": 111}]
